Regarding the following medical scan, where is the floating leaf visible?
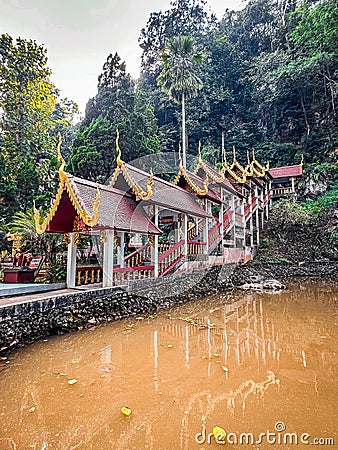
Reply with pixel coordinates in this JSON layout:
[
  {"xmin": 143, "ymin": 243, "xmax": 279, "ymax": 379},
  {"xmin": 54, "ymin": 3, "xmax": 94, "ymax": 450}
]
[
  {"xmin": 68, "ymin": 379, "xmax": 78, "ymax": 385},
  {"xmin": 213, "ymin": 426, "xmax": 226, "ymax": 441},
  {"xmin": 121, "ymin": 406, "xmax": 132, "ymax": 416},
  {"xmin": 28, "ymin": 406, "xmax": 36, "ymax": 413}
]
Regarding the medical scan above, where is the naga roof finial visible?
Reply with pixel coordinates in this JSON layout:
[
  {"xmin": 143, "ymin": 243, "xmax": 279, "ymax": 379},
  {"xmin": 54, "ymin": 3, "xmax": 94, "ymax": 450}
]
[
  {"xmin": 56, "ymin": 132, "xmax": 66, "ymax": 180},
  {"xmin": 198, "ymin": 140, "xmax": 202, "ymax": 163},
  {"xmin": 116, "ymin": 129, "xmax": 123, "ymax": 168}
]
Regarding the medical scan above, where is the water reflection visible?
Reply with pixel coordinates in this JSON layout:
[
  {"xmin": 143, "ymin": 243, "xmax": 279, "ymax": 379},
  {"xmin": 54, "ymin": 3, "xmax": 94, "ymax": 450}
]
[{"xmin": 0, "ymin": 280, "xmax": 337, "ymax": 449}]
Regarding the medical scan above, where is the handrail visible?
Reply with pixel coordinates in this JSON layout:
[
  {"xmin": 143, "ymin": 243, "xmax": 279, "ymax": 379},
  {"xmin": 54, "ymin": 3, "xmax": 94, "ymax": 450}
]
[
  {"xmin": 125, "ymin": 242, "xmax": 151, "ymax": 268},
  {"xmin": 76, "ymin": 266, "xmax": 102, "ymax": 286},
  {"xmin": 125, "ymin": 242, "xmax": 150, "ymax": 262},
  {"xmin": 187, "ymin": 241, "xmax": 206, "ymax": 256},
  {"xmin": 159, "ymin": 239, "xmax": 184, "ymax": 262},
  {"xmin": 158, "ymin": 239, "xmax": 185, "ymax": 277}
]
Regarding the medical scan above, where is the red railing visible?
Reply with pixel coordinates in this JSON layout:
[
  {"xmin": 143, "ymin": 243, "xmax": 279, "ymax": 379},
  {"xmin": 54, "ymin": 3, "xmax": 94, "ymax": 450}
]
[
  {"xmin": 244, "ymin": 203, "xmax": 251, "ymax": 219},
  {"xmin": 223, "ymin": 208, "xmax": 233, "ymax": 231},
  {"xmin": 125, "ymin": 243, "xmax": 151, "ymax": 268},
  {"xmin": 158, "ymin": 240, "xmax": 185, "ymax": 277},
  {"xmin": 187, "ymin": 218, "xmax": 205, "ymax": 240},
  {"xmin": 208, "ymin": 222, "xmax": 222, "ymax": 249}
]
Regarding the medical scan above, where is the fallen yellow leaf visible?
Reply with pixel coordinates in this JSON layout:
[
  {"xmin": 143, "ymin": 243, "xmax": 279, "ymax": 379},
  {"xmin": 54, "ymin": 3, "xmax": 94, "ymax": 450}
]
[
  {"xmin": 213, "ymin": 426, "xmax": 226, "ymax": 441},
  {"xmin": 221, "ymin": 366, "xmax": 229, "ymax": 372},
  {"xmin": 167, "ymin": 344, "xmax": 173, "ymax": 348},
  {"xmin": 68, "ymin": 379, "xmax": 78, "ymax": 385},
  {"xmin": 28, "ymin": 407, "xmax": 36, "ymax": 413},
  {"xmin": 121, "ymin": 406, "xmax": 132, "ymax": 416}
]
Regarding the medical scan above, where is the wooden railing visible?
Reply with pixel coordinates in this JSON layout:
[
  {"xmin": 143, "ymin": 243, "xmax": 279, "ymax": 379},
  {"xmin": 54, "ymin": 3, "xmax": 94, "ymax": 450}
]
[
  {"xmin": 223, "ymin": 208, "xmax": 233, "ymax": 231},
  {"xmin": 244, "ymin": 203, "xmax": 251, "ymax": 219},
  {"xmin": 187, "ymin": 218, "xmax": 205, "ymax": 240},
  {"xmin": 251, "ymin": 196, "xmax": 258, "ymax": 210},
  {"xmin": 76, "ymin": 266, "xmax": 102, "ymax": 286},
  {"xmin": 208, "ymin": 222, "xmax": 222, "ymax": 250},
  {"xmin": 159, "ymin": 242, "xmax": 171, "ymax": 253},
  {"xmin": 125, "ymin": 243, "xmax": 151, "ymax": 268},
  {"xmin": 235, "ymin": 212, "xmax": 243, "ymax": 223},
  {"xmin": 187, "ymin": 241, "xmax": 206, "ymax": 256},
  {"xmin": 113, "ymin": 266, "xmax": 154, "ymax": 285},
  {"xmin": 158, "ymin": 240, "xmax": 185, "ymax": 277},
  {"xmin": 271, "ymin": 187, "xmax": 294, "ymax": 197}
]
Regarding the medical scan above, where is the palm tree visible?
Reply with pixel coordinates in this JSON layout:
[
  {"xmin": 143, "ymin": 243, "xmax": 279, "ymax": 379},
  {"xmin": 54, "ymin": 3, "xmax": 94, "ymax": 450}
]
[{"xmin": 157, "ymin": 35, "xmax": 204, "ymax": 168}]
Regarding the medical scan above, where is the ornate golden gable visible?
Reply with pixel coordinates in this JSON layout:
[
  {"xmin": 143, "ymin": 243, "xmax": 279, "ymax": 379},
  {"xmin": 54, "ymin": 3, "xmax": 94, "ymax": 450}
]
[{"xmin": 34, "ymin": 134, "xmax": 100, "ymax": 234}]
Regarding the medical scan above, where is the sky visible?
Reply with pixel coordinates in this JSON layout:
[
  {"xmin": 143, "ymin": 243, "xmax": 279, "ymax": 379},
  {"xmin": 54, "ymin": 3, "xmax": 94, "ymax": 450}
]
[{"xmin": 1, "ymin": 0, "xmax": 245, "ymax": 116}]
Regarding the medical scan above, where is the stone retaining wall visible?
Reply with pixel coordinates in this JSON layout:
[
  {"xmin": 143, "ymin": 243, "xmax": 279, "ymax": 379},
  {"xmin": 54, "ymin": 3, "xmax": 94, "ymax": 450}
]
[
  {"xmin": 0, "ymin": 265, "xmax": 226, "ymax": 354},
  {"xmin": 1, "ymin": 261, "xmax": 336, "ymax": 355}
]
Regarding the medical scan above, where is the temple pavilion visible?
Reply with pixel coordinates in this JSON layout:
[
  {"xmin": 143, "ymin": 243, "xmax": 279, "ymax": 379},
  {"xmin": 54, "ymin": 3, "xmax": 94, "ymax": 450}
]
[{"xmin": 34, "ymin": 134, "xmax": 302, "ymax": 288}]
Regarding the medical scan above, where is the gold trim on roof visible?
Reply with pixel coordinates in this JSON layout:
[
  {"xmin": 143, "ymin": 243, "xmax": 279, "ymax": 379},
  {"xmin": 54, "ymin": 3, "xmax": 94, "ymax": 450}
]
[
  {"xmin": 173, "ymin": 155, "xmax": 208, "ymax": 195},
  {"xmin": 250, "ymin": 150, "xmax": 269, "ymax": 177},
  {"xmin": 245, "ymin": 150, "xmax": 254, "ymax": 177},
  {"xmin": 34, "ymin": 138, "xmax": 100, "ymax": 235},
  {"xmin": 221, "ymin": 159, "xmax": 247, "ymax": 183},
  {"xmin": 193, "ymin": 143, "xmax": 225, "ymax": 184},
  {"xmin": 230, "ymin": 146, "xmax": 247, "ymax": 175},
  {"xmin": 109, "ymin": 129, "xmax": 153, "ymax": 200}
]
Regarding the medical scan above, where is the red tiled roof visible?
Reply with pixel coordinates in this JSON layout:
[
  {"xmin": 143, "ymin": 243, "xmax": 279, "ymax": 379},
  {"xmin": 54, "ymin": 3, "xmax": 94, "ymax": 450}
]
[
  {"xmin": 117, "ymin": 164, "xmax": 211, "ymax": 218},
  {"xmin": 269, "ymin": 165, "xmax": 303, "ymax": 178},
  {"xmin": 49, "ymin": 175, "xmax": 162, "ymax": 235}
]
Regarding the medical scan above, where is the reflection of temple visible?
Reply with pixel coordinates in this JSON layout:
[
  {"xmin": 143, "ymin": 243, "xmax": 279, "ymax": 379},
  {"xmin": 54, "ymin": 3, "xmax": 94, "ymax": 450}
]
[{"xmin": 34, "ymin": 134, "xmax": 302, "ymax": 288}]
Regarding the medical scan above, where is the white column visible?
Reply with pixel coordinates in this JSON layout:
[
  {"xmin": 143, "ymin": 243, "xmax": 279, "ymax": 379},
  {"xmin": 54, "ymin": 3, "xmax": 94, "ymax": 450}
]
[
  {"xmin": 117, "ymin": 232, "xmax": 125, "ymax": 268},
  {"xmin": 250, "ymin": 216, "xmax": 254, "ymax": 247},
  {"xmin": 183, "ymin": 214, "xmax": 188, "ymax": 257},
  {"xmin": 219, "ymin": 203, "xmax": 224, "ymax": 241},
  {"xmin": 174, "ymin": 213, "xmax": 180, "ymax": 243},
  {"xmin": 203, "ymin": 217, "xmax": 209, "ymax": 255},
  {"xmin": 154, "ymin": 205, "xmax": 159, "ymax": 278},
  {"xmin": 66, "ymin": 232, "xmax": 77, "ymax": 288},
  {"xmin": 103, "ymin": 230, "xmax": 114, "ymax": 288},
  {"xmin": 256, "ymin": 209, "xmax": 260, "ymax": 245},
  {"xmin": 291, "ymin": 177, "xmax": 295, "ymax": 192}
]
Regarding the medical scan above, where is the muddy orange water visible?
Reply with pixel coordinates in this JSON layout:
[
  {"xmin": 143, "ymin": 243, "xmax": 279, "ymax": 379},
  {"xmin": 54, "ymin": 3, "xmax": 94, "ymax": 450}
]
[{"xmin": 0, "ymin": 280, "xmax": 337, "ymax": 449}]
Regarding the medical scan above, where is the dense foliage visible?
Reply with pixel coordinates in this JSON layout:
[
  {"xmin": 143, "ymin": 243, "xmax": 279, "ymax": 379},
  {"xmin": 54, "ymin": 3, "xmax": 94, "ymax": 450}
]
[
  {"xmin": 137, "ymin": 0, "xmax": 337, "ymax": 165},
  {"xmin": 0, "ymin": 0, "xmax": 337, "ymax": 262},
  {"xmin": 68, "ymin": 52, "xmax": 159, "ymax": 182},
  {"xmin": 0, "ymin": 34, "xmax": 77, "ymax": 224}
]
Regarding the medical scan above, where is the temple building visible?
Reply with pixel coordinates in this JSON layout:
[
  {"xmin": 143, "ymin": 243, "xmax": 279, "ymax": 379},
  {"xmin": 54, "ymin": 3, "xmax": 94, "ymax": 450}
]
[{"xmin": 34, "ymin": 134, "xmax": 302, "ymax": 289}]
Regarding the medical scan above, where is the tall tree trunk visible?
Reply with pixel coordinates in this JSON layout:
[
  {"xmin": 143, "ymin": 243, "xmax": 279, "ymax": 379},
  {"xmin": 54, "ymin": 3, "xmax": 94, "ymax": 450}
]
[{"xmin": 182, "ymin": 91, "xmax": 186, "ymax": 168}]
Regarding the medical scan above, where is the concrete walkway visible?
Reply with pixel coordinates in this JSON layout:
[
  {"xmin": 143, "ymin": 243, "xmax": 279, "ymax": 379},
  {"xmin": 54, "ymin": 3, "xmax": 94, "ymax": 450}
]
[{"xmin": 0, "ymin": 283, "xmax": 104, "ymax": 308}]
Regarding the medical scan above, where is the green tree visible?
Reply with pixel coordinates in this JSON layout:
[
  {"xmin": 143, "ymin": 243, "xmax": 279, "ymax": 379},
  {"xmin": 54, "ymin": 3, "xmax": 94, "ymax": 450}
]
[
  {"xmin": 157, "ymin": 36, "xmax": 204, "ymax": 167},
  {"xmin": 69, "ymin": 52, "xmax": 159, "ymax": 180}
]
